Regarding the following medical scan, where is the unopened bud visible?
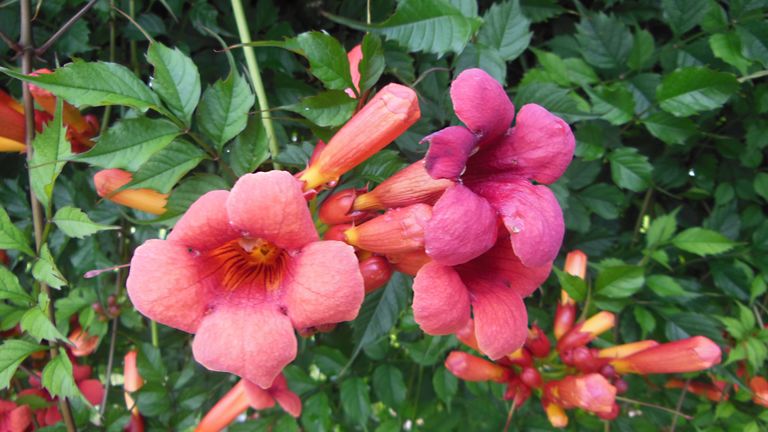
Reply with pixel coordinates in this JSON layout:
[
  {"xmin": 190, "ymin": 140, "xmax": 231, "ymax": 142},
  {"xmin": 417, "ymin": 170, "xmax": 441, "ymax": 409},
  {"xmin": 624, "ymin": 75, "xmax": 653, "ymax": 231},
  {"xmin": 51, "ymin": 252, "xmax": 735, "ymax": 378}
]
[
  {"xmin": 319, "ymin": 188, "xmax": 373, "ymax": 225},
  {"xmin": 445, "ymin": 351, "xmax": 510, "ymax": 383},
  {"xmin": 359, "ymin": 256, "xmax": 393, "ymax": 294},
  {"xmin": 344, "ymin": 204, "xmax": 431, "ymax": 254}
]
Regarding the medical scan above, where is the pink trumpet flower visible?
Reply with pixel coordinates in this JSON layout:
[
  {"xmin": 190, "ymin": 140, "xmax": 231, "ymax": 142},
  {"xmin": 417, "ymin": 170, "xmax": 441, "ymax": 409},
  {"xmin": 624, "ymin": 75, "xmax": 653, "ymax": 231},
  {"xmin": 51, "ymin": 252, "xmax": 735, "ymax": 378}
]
[{"xmin": 126, "ymin": 171, "xmax": 364, "ymax": 388}]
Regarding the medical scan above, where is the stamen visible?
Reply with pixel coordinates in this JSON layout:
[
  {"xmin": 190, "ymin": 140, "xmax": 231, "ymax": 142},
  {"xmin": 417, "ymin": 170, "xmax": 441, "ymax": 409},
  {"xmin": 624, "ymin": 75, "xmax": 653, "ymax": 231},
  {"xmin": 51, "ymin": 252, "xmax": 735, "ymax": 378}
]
[{"xmin": 208, "ymin": 238, "xmax": 287, "ymax": 291}]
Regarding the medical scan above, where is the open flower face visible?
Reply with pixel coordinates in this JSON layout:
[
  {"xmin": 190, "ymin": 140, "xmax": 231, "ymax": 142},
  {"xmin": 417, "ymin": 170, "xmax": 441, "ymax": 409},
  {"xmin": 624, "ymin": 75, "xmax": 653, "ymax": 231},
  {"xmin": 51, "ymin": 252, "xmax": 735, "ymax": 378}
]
[
  {"xmin": 126, "ymin": 171, "xmax": 365, "ymax": 388},
  {"xmin": 422, "ymin": 68, "xmax": 575, "ymax": 268}
]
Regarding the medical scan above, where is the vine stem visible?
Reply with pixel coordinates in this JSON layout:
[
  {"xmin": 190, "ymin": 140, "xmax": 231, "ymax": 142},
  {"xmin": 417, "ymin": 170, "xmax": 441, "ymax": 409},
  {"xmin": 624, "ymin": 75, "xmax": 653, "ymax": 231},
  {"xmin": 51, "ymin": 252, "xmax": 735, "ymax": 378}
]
[
  {"xmin": 19, "ymin": 0, "xmax": 77, "ymax": 430},
  {"xmin": 229, "ymin": 0, "xmax": 281, "ymax": 170},
  {"xmin": 615, "ymin": 396, "xmax": 692, "ymax": 420}
]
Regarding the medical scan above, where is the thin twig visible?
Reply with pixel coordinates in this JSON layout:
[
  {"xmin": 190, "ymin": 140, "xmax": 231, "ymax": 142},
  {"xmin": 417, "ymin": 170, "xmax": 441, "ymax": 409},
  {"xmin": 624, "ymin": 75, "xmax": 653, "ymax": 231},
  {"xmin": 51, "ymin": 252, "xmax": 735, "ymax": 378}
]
[
  {"xmin": 35, "ymin": 0, "xmax": 98, "ymax": 55},
  {"xmin": 615, "ymin": 396, "xmax": 692, "ymax": 420},
  {"xmin": 632, "ymin": 188, "xmax": 654, "ymax": 244},
  {"xmin": 0, "ymin": 29, "xmax": 20, "ymax": 51},
  {"xmin": 411, "ymin": 67, "xmax": 450, "ymax": 88},
  {"xmin": 502, "ymin": 400, "xmax": 517, "ymax": 432},
  {"xmin": 669, "ymin": 378, "xmax": 690, "ymax": 431},
  {"xmin": 99, "ymin": 228, "xmax": 127, "ymax": 419}
]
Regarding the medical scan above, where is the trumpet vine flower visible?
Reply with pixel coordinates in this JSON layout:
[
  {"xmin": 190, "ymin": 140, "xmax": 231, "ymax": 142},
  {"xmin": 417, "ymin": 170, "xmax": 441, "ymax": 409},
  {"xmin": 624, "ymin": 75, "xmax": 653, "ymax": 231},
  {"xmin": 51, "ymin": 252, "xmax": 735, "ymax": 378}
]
[{"xmin": 94, "ymin": 169, "xmax": 169, "ymax": 215}]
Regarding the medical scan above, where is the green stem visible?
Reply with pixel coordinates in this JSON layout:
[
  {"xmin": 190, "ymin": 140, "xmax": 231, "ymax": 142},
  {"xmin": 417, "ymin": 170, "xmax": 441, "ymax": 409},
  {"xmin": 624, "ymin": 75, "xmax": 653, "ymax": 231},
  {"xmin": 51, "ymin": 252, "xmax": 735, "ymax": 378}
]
[
  {"xmin": 738, "ymin": 69, "xmax": 768, "ymax": 83},
  {"xmin": 229, "ymin": 0, "xmax": 281, "ymax": 170},
  {"xmin": 151, "ymin": 320, "xmax": 159, "ymax": 347},
  {"xmin": 129, "ymin": 0, "xmax": 139, "ymax": 76}
]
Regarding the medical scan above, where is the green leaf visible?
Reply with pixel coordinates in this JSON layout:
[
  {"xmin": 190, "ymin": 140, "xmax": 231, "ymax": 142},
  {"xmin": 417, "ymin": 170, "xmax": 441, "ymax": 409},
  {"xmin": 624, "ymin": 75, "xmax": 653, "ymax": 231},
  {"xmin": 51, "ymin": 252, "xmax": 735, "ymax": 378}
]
[
  {"xmin": 0, "ymin": 61, "xmax": 161, "ymax": 112},
  {"xmin": 358, "ymin": 33, "xmax": 386, "ymax": 93},
  {"xmin": 754, "ymin": 172, "xmax": 768, "ymax": 202},
  {"xmin": 515, "ymin": 83, "xmax": 593, "ymax": 123},
  {"xmin": 0, "ymin": 267, "xmax": 32, "ymax": 305},
  {"xmin": 646, "ymin": 275, "xmax": 689, "ymax": 297},
  {"xmin": 230, "ymin": 117, "xmax": 270, "ymax": 176},
  {"xmin": 575, "ymin": 12, "xmax": 633, "ymax": 70},
  {"xmin": 478, "ymin": 0, "xmax": 532, "ymax": 61},
  {"xmin": 595, "ymin": 265, "xmax": 645, "ymax": 298},
  {"xmin": 454, "ymin": 43, "xmax": 507, "ymax": 83},
  {"xmin": 737, "ymin": 22, "xmax": 768, "ymax": 68},
  {"xmin": 672, "ymin": 227, "xmax": 736, "ymax": 256},
  {"xmin": 588, "ymin": 83, "xmax": 636, "ymax": 125},
  {"xmin": 643, "ymin": 111, "xmax": 697, "ymax": 145},
  {"xmin": 340, "ymin": 378, "xmax": 371, "ymax": 425},
  {"xmin": 42, "ymin": 351, "xmax": 82, "ymax": 400},
  {"xmin": 552, "ymin": 267, "xmax": 587, "ymax": 301},
  {"xmin": 166, "ymin": 174, "xmax": 230, "ymax": 215},
  {"xmin": 196, "ymin": 71, "xmax": 255, "ymax": 151},
  {"xmin": 32, "ymin": 245, "xmax": 67, "ymax": 289},
  {"xmin": 521, "ymin": 0, "xmax": 565, "ymax": 22},
  {"xmin": 662, "ymin": 0, "xmax": 709, "ymax": 35},
  {"xmin": 0, "ymin": 206, "xmax": 34, "ymax": 257},
  {"xmin": 296, "ymin": 31, "xmax": 354, "ymax": 91},
  {"xmin": 373, "ymin": 365, "xmax": 406, "ymax": 408},
  {"xmin": 432, "ymin": 366, "xmax": 458, "ymax": 404},
  {"xmin": 137, "ymin": 342, "xmax": 167, "ymax": 383},
  {"xmin": 646, "ymin": 212, "xmax": 678, "ymax": 247},
  {"xmin": 21, "ymin": 303, "xmax": 68, "ymax": 343},
  {"xmin": 284, "ymin": 90, "xmax": 357, "ymax": 127},
  {"xmin": 628, "ymin": 29, "xmax": 654, "ymax": 70},
  {"xmin": 578, "ymin": 183, "xmax": 624, "ymax": 219},
  {"xmin": 136, "ymin": 382, "xmax": 171, "ymax": 417},
  {"xmin": 75, "ymin": 117, "xmax": 181, "ymax": 171},
  {"xmin": 0, "ymin": 339, "xmax": 45, "ymax": 389},
  {"xmin": 124, "ymin": 139, "xmax": 205, "ymax": 193},
  {"xmin": 633, "ymin": 306, "xmax": 656, "ymax": 336},
  {"xmin": 656, "ymin": 67, "xmax": 739, "ymax": 117},
  {"xmin": 53, "ymin": 206, "xmax": 118, "ymax": 238},
  {"xmin": 30, "ymin": 99, "xmax": 70, "ymax": 209},
  {"xmin": 327, "ymin": 0, "xmax": 483, "ymax": 56},
  {"xmin": 350, "ymin": 272, "xmax": 409, "ymax": 361},
  {"xmin": 709, "ymin": 32, "xmax": 752, "ymax": 74},
  {"xmin": 147, "ymin": 42, "xmax": 202, "ymax": 125},
  {"xmin": 608, "ymin": 147, "xmax": 653, "ymax": 192}
]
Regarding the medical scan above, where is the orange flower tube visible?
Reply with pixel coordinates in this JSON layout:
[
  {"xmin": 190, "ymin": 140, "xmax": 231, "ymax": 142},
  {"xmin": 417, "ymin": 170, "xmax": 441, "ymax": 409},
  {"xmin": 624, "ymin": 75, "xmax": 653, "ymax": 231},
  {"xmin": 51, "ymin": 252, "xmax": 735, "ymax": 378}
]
[
  {"xmin": 750, "ymin": 376, "xmax": 768, "ymax": 407},
  {"xmin": 546, "ymin": 374, "xmax": 617, "ymax": 414},
  {"xmin": 352, "ymin": 160, "xmax": 454, "ymax": 211},
  {"xmin": 123, "ymin": 350, "xmax": 144, "ymax": 414},
  {"xmin": 543, "ymin": 399, "xmax": 568, "ymax": 428},
  {"xmin": 94, "ymin": 169, "xmax": 168, "ymax": 215},
  {"xmin": 195, "ymin": 381, "xmax": 250, "ymax": 432},
  {"xmin": 554, "ymin": 250, "xmax": 587, "ymax": 340},
  {"xmin": 68, "ymin": 326, "xmax": 99, "ymax": 357},
  {"xmin": 597, "ymin": 340, "xmax": 659, "ymax": 359},
  {"xmin": 344, "ymin": 204, "xmax": 432, "ymax": 254},
  {"xmin": 299, "ymin": 83, "xmax": 420, "ymax": 190},
  {"xmin": 0, "ymin": 90, "xmax": 27, "ymax": 152},
  {"xmin": 557, "ymin": 311, "xmax": 615, "ymax": 353},
  {"xmin": 665, "ymin": 378, "xmax": 728, "ymax": 402},
  {"xmin": 611, "ymin": 336, "xmax": 721, "ymax": 374},
  {"xmin": 444, "ymin": 351, "xmax": 510, "ymax": 383}
]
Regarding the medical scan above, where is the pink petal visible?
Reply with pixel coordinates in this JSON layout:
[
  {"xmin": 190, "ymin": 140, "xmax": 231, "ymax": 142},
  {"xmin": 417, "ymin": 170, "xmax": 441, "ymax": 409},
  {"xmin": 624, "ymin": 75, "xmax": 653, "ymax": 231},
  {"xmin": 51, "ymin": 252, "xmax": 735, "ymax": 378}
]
[
  {"xmin": 243, "ymin": 379, "xmax": 276, "ymax": 410},
  {"xmin": 227, "ymin": 171, "xmax": 318, "ymax": 251},
  {"xmin": 270, "ymin": 374, "xmax": 302, "ymax": 418},
  {"xmin": 425, "ymin": 184, "xmax": 498, "ymax": 266},
  {"xmin": 167, "ymin": 190, "xmax": 239, "ymax": 251},
  {"xmin": 468, "ymin": 104, "xmax": 575, "ymax": 184},
  {"xmin": 77, "ymin": 379, "xmax": 105, "ymax": 406},
  {"xmin": 450, "ymin": 68, "xmax": 514, "ymax": 145},
  {"xmin": 192, "ymin": 303, "xmax": 297, "ymax": 388},
  {"xmin": 346, "ymin": 44, "xmax": 363, "ymax": 97},
  {"xmin": 422, "ymin": 126, "xmax": 477, "ymax": 180},
  {"xmin": 283, "ymin": 240, "xmax": 364, "ymax": 330},
  {"xmin": 412, "ymin": 262, "xmax": 471, "ymax": 334},
  {"xmin": 468, "ymin": 279, "xmax": 528, "ymax": 360},
  {"xmin": 126, "ymin": 239, "xmax": 212, "ymax": 333},
  {"xmin": 470, "ymin": 178, "xmax": 564, "ymax": 267},
  {"xmin": 457, "ymin": 236, "xmax": 552, "ymax": 298}
]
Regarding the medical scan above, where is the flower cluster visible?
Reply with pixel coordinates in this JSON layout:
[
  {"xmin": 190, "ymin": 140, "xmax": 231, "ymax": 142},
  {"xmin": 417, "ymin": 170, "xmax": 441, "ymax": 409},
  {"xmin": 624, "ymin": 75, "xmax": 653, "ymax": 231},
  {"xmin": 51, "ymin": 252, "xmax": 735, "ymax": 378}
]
[{"xmin": 443, "ymin": 251, "xmax": 723, "ymax": 428}]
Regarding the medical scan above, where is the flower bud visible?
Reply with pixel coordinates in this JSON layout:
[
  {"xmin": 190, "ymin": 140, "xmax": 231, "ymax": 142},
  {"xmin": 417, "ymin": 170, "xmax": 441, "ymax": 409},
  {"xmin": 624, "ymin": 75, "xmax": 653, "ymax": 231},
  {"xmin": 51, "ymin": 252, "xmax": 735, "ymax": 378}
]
[
  {"xmin": 124, "ymin": 350, "xmax": 144, "ymax": 414},
  {"xmin": 506, "ymin": 348, "xmax": 533, "ymax": 368},
  {"xmin": 597, "ymin": 340, "xmax": 659, "ymax": 359},
  {"xmin": 352, "ymin": 160, "xmax": 453, "ymax": 211},
  {"xmin": 750, "ymin": 377, "xmax": 768, "ymax": 407},
  {"xmin": 564, "ymin": 250, "xmax": 587, "ymax": 279},
  {"xmin": 546, "ymin": 374, "xmax": 617, "ymax": 414},
  {"xmin": 324, "ymin": 224, "xmax": 353, "ymax": 242},
  {"xmin": 503, "ymin": 377, "xmax": 531, "ymax": 407},
  {"xmin": 344, "ymin": 204, "xmax": 431, "ymax": 254},
  {"xmin": 0, "ymin": 90, "xmax": 27, "ymax": 153},
  {"xmin": 665, "ymin": 378, "xmax": 728, "ymax": 402},
  {"xmin": 596, "ymin": 403, "xmax": 620, "ymax": 420},
  {"xmin": 69, "ymin": 326, "xmax": 99, "ymax": 357},
  {"xmin": 94, "ymin": 169, "xmax": 168, "ymax": 215},
  {"xmin": 610, "ymin": 336, "xmax": 721, "ymax": 374},
  {"xmin": 319, "ymin": 188, "xmax": 372, "ymax": 225},
  {"xmin": 299, "ymin": 84, "xmax": 420, "ymax": 190},
  {"xmin": 525, "ymin": 324, "xmax": 551, "ymax": 358},
  {"xmin": 345, "ymin": 45, "xmax": 363, "ymax": 98},
  {"xmin": 553, "ymin": 302, "xmax": 577, "ymax": 341},
  {"xmin": 543, "ymin": 399, "xmax": 568, "ymax": 428},
  {"xmin": 520, "ymin": 367, "xmax": 542, "ymax": 389},
  {"xmin": 195, "ymin": 381, "xmax": 251, "ymax": 432},
  {"xmin": 557, "ymin": 312, "xmax": 615, "ymax": 353},
  {"xmin": 387, "ymin": 249, "xmax": 431, "ymax": 276},
  {"xmin": 359, "ymin": 255, "xmax": 392, "ymax": 294},
  {"xmin": 445, "ymin": 351, "xmax": 510, "ymax": 383}
]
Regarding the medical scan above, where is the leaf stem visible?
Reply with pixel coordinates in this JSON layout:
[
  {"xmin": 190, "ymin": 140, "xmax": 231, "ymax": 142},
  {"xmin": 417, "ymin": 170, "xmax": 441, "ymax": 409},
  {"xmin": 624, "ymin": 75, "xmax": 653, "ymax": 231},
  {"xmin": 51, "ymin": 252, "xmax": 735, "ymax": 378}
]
[
  {"xmin": 738, "ymin": 69, "xmax": 768, "ymax": 83},
  {"xmin": 229, "ymin": 0, "xmax": 281, "ymax": 170},
  {"xmin": 151, "ymin": 320, "xmax": 159, "ymax": 347}
]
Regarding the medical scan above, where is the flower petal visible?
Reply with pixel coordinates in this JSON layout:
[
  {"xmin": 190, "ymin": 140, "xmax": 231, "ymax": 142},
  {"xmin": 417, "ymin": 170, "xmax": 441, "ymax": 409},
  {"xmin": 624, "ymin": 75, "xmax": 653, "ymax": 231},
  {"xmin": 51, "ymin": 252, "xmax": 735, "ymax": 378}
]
[
  {"xmin": 243, "ymin": 379, "xmax": 276, "ymax": 410},
  {"xmin": 412, "ymin": 263, "xmax": 471, "ymax": 334},
  {"xmin": 126, "ymin": 240, "xmax": 212, "ymax": 333},
  {"xmin": 283, "ymin": 240, "xmax": 364, "ymax": 330},
  {"xmin": 77, "ymin": 379, "xmax": 105, "ymax": 406},
  {"xmin": 471, "ymin": 178, "xmax": 564, "ymax": 267},
  {"xmin": 450, "ymin": 68, "xmax": 514, "ymax": 145},
  {"xmin": 469, "ymin": 279, "xmax": 528, "ymax": 360},
  {"xmin": 423, "ymin": 126, "xmax": 477, "ymax": 180},
  {"xmin": 192, "ymin": 303, "xmax": 297, "ymax": 388},
  {"xmin": 425, "ymin": 185, "xmax": 498, "ymax": 266},
  {"xmin": 167, "ymin": 190, "xmax": 240, "ymax": 251},
  {"xmin": 227, "ymin": 171, "xmax": 318, "ymax": 250},
  {"xmin": 270, "ymin": 374, "xmax": 302, "ymax": 418},
  {"xmin": 457, "ymin": 236, "xmax": 551, "ymax": 297}
]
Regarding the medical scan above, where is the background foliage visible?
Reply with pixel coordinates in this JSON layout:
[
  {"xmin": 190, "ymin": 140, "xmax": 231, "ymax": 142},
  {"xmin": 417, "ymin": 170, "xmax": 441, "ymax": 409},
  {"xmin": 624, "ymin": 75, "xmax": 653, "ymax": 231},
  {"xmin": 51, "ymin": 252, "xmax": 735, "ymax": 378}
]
[{"xmin": 1, "ymin": 0, "xmax": 767, "ymax": 430}]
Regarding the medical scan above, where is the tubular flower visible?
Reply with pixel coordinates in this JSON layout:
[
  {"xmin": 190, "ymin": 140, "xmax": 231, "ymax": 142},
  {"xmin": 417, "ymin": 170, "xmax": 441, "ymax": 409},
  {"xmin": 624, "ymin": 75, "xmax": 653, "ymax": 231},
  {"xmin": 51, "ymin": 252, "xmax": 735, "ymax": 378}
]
[
  {"xmin": 545, "ymin": 374, "xmax": 617, "ymax": 415},
  {"xmin": 124, "ymin": 350, "xmax": 144, "ymax": 414},
  {"xmin": 665, "ymin": 378, "xmax": 728, "ymax": 402},
  {"xmin": 444, "ymin": 351, "xmax": 510, "ymax": 382},
  {"xmin": 352, "ymin": 160, "xmax": 455, "ymax": 212},
  {"xmin": 345, "ymin": 44, "xmax": 363, "ymax": 98},
  {"xmin": 299, "ymin": 84, "xmax": 420, "ymax": 190},
  {"xmin": 0, "ymin": 400, "xmax": 32, "ymax": 432},
  {"xmin": 0, "ymin": 89, "xmax": 29, "ymax": 152},
  {"xmin": 318, "ymin": 187, "xmax": 374, "ymax": 225},
  {"xmin": 94, "ymin": 169, "xmax": 168, "ymax": 215},
  {"xmin": 196, "ymin": 374, "xmax": 301, "ymax": 432},
  {"xmin": 414, "ymin": 233, "xmax": 551, "ymax": 359},
  {"xmin": 68, "ymin": 325, "xmax": 99, "ymax": 357},
  {"xmin": 126, "ymin": 171, "xmax": 365, "ymax": 388},
  {"xmin": 750, "ymin": 377, "xmax": 768, "ymax": 407},
  {"xmin": 344, "ymin": 204, "xmax": 432, "ymax": 255},
  {"xmin": 543, "ymin": 399, "xmax": 568, "ymax": 428},
  {"xmin": 557, "ymin": 311, "xmax": 616, "ymax": 353},
  {"xmin": 597, "ymin": 341, "xmax": 659, "ymax": 359},
  {"xmin": 421, "ymin": 68, "xmax": 575, "ymax": 269},
  {"xmin": 610, "ymin": 336, "xmax": 721, "ymax": 374},
  {"xmin": 554, "ymin": 251, "xmax": 586, "ymax": 340},
  {"xmin": 526, "ymin": 324, "xmax": 551, "ymax": 358}
]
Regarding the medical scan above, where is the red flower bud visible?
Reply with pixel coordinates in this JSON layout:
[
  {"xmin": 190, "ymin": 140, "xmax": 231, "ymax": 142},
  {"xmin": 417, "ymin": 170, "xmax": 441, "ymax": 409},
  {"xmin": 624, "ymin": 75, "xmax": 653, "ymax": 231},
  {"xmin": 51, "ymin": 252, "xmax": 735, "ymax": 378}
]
[
  {"xmin": 124, "ymin": 350, "xmax": 144, "ymax": 414},
  {"xmin": 554, "ymin": 302, "xmax": 577, "ymax": 341},
  {"xmin": 525, "ymin": 324, "xmax": 551, "ymax": 358},
  {"xmin": 749, "ymin": 376, "xmax": 768, "ymax": 407},
  {"xmin": 503, "ymin": 377, "xmax": 531, "ymax": 407},
  {"xmin": 520, "ymin": 367, "xmax": 542, "ymax": 389},
  {"xmin": 319, "ymin": 188, "xmax": 373, "ymax": 225},
  {"xmin": 353, "ymin": 160, "xmax": 453, "ymax": 211},
  {"xmin": 94, "ymin": 169, "xmax": 168, "ymax": 215},
  {"xmin": 0, "ymin": 90, "xmax": 27, "ymax": 153},
  {"xmin": 359, "ymin": 255, "xmax": 392, "ymax": 294},
  {"xmin": 557, "ymin": 312, "xmax": 615, "ymax": 353},
  {"xmin": 506, "ymin": 348, "xmax": 533, "ymax": 368},
  {"xmin": 68, "ymin": 326, "xmax": 99, "ymax": 357},
  {"xmin": 596, "ymin": 403, "xmax": 620, "ymax": 420},
  {"xmin": 611, "ymin": 336, "xmax": 721, "ymax": 374},
  {"xmin": 546, "ymin": 374, "xmax": 617, "ymax": 414},
  {"xmin": 344, "ymin": 204, "xmax": 431, "ymax": 254},
  {"xmin": 597, "ymin": 340, "xmax": 659, "ymax": 359},
  {"xmin": 564, "ymin": 250, "xmax": 587, "ymax": 279},
  {"xmin": 445, "ymin": 351, "xmax": 510, "ymax": 383},
  {"xmin": 324, "ymin": 224, "xmax": 353, "ymax": 242}
]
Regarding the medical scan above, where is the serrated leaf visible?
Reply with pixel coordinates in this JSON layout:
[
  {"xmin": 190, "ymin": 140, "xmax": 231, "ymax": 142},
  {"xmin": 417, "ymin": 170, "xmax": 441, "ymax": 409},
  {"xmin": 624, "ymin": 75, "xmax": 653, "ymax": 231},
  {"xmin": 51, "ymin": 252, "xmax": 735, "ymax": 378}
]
[
  {"xmin": 588, "ymin": 83, "xmax": 636, "ymax": 125},
  {"xmin": 0, "ymin": 339, "xmax": 46, "ymax": 389},
  {"xmin": 755, "ymin": 172, "xmax": 768, "ymax": 202},
  {"xmin": 0, "ymin": 61, "xmax": 161, "ymax": 112},
  {"xmin": 709, "ymin": 32, "xmax": 752, "ymax": 74},
  {"xmin": 596, "ymin": 265, "xmax": 645, "ymax": 298},
  {"xmin": 432, "ymin": 366, "xmax": 458, "ymax": 404},
  {"xmin": 521, "ymin": 0, "xmax": 564, "ymax": 22},
  {"xmin": 646, "ymin": 275, "xmax": 689, "ymax": 297},
  {"xmin": 737, "ymin": 22, "xmax": 768, "ymax": 68},
  {"xmin": 165, "ymin": 174, "xmax": 230, "ymax": 215},
  {"xmin": 633, "ymin": 306, "xmax": 656, "ymax": 336},
  {"xmin": 578, "ymin": 183, "xmax": 624, "ymax": 219},
  {"xmin": 643, "ymin": 111, "xmax": 697, "ymax": 145},
  {"xmin": 53, "ymin": 206, "xmax": 118, "ymax": 238},
  {"xmin": 672, "ymin": 227, "xmax": 736, "ymax": 256},
  {"xmin": 454, "ymin": 43, "xmax": 507, "ymax": 83},
  {"xmin": 628, "ymin": 29, "xmax": 654, "ymax": 70},
  {"xmin": 0, "ymin": 206, "xmax": 34, "ymax": 257},
  {"xmin": 350, "ymin": 272, "xmax": 409, "ymax": 362},
  {"xmin": 32, "ymin": 244, "xmax": 67, "ymax": 289},
  {"xmin": 553, "ymin": 267, "xmax": 587, "ymax": 301},
  {"xmin": 0, "ymin": 267, "xmax": 32, "ymax": 305},
  {"xmin": 124, "ymin": 139, "xmax": 205, "ymax": 193},
  {"xmin": 646, "ymin": 212, "xmax": 678, "ymax": 247},
  {"xmin": 662, "ymin": 0, "xmax": 709, "ymax": 35},
  {"xmin": 656, "ymin": 67, "xmax": 739, "ymax": 117},
  {"xmin": 230, "ymin": 117, "xmax": 270, "ymax": 176},
  {"xmin": 373, "ymin": 365, "xmax": 406, "ymax": 407},
  {"xmin": 296, "ymin": 32, "xmax": 354, "ymax": 91},
  {"xmin": 358, "ymin": 33, "xmax": 386, "ymax": 93},
  {"xmin": 42, "ymin": 351, "xmax": 82, "ymax": 399},
  {"xmin": 515, "ymin": 83, "xmax": 594, "ymax": 123},
  {"xmin": 284, "ymin": 90, "xmax": 357, "ymax": 127},
  {"xmin": 575, "ymin": 12, "xmax": 633, "ymax": 70},
  {"xmin": 147, "ymin": 42, "xmax": 202, "ymax": 125},
  {"xmin": 196, "ymin": 71, "xmax": 255, "ymax": 151},
  {"xmin": 21, "ymin": 305, "xmax": 68, "ymax": 343},
  {"xmin": 341, "ymin": 378, "xmax": 371, "ymax": 425},
  {"xmin": 75, "ymin": 117, "xmax": 181, "ymax": 171},
  {"xmin": 30, "ymin": 99, "xmax": 70, "ymax": 209},
  {"xmin": 608, "ymin": 147, "xmax": 653, "ymax": 192},
  {"xmin": 478, "ymin": 0, "xmax": 532, "ymax": 61}
]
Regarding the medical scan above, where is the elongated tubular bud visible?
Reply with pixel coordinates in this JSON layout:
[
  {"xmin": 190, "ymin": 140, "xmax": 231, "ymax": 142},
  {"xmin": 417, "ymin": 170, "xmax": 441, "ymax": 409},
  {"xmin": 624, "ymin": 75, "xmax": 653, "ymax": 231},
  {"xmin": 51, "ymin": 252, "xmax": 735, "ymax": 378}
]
[
  {"xmin": 359, "ymin": 255, "xmax": 393, "ymax": 294},
  {"xmin": 69, "ymin": 326, "xmax": 99, "ymax": 357},
  {"xmin": 344, "ymin": 204, "xmax": 431, "ymax": 254},
  {"xmin": 319, "ymin": 188, "xmax": 372, "ymax": 225},
  {"xmin": 445, "ymin": 351, "xmax": 510, "ymax": 382},
  {"xmin": 94, "ymin": 169, "xmax": 168, "ymax": 215},
  {"xmin": 750, "ymin": 377, "xmax": 768, "ymax": 407},
  {"xmin": 353, "ymin": 160, "xmax": 454, "ymax": 211},
  {"xmin": 543, "ymin": 399, "xmax": 568, "ymax": 428},
  {"xmin": 195, "ymin": 381, "xmax": 250, "ymax": 432},
  {"xmin": 546, "ymin": 374, "xmax": 617, "ymax": 414},
  {"xmin": 597, "ymin": 340, "xmax": 659, "ymax": 359},
  {"xmin": 564, "ymin": 250, "xmax": 587, "ymax": 280},
  {"xmin": 123, "ymin": 350, "xmax": 144, "ymax": 414},
  {"xmin": 557, "ymin": 312, "xmax": 615, "ymax": 353},
  {"xmin": 665, "ymin": 378, "xmax": 728, "ymax": 402},
  {"xmin": 455, "ymin": 319, "xmax": 480, "ymax": 352},
  {"xmin": 525, "ymin": 324, "xmax": 551, "ymax": 358},
  {"xmin": 553, "ymin": 302, "xmax": 577, "ymax": 341},
  {"xmin": 299, "ymin": 84, "xmax": 420, "ymax": 190},
  {"xmin": 610, "ymin": 336, "xmax": 721, "ymax": 374}
]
